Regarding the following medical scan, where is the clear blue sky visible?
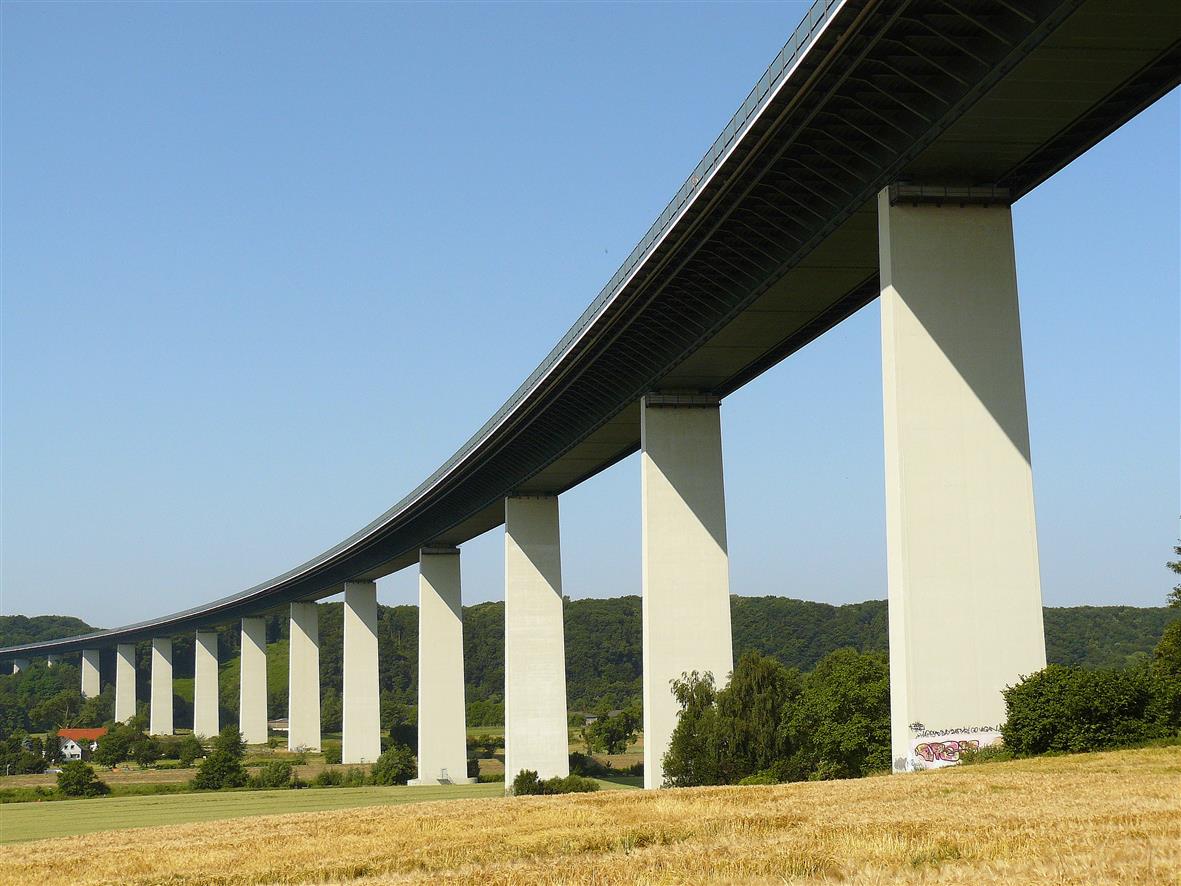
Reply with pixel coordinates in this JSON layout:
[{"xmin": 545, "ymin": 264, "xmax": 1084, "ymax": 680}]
[{"xmin": 2, "ymin": 2, "xmax": 1177, "ymax": 629}]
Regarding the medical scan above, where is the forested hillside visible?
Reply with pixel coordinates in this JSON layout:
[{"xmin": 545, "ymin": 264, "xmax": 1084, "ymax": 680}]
[
  {"xmin": 3, "ymin": 598, "xmax": 1175, "ymax": 727},
  {"xmin": 0, "ymin": 615, "xmax": 96, "ymax": 647}
]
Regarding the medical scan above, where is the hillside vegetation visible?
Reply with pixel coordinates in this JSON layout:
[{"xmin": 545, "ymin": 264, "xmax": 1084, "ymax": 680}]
[
  {"xmin": 3, "ymin": 598, "xmax": 1175, "ymax": 722},
  {"xmin": 1, "ymin": 746, "xmax": 1175, "ymax": 884}
]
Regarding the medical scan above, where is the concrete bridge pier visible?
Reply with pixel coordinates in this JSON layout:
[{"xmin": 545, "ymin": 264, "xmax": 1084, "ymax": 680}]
[
  {"xmin": 193, "ymin": 630, "xmax": 219, "ymax": 739},
  {"xmin": 81, "ymin": 648, "xmax": 101, "ymax": 698},
  {"xmin": 115, "ymin": 643, "xmax": 136, "ymax": 723},
  {"xmin": 46, "ymin": 654, "xmax": 61, "ymax": 668},
  {"xmin": 150, "ymin": 637, "xmax": 173, "ymax": 735},
  {"xmin": 877, "ymin": 187, "xmax": 1047, "ymax": 772},
  {"xmin": 641, "ymin": 393, "xmax": 734, "ymax": 790},
  {"xmin": 342, "ymin": 581, "xmax": 381, "ymax": 764},
  {"xmin": 288, "ymin": 602, "xmax": 321, "ymax": 751},
  {"xmin": 504, "ymin": 495, "xmax": 569, "ymax": 782},
  {"xmin": 10, "ymin": 658, "xmax": 29, "ymax": 673},
  {"xmin": 411, "ymin": 547, "xmax": 474, "ymax": 785},
  {"xmin": 239, "ymin": 617, "xmax": 269, "ymax": 745}
]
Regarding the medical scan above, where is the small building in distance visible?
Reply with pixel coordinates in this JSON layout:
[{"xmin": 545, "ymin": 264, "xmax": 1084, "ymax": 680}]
[{"xmin": 57, "ymin": 727, "xmax": 107, "ymax": 761}]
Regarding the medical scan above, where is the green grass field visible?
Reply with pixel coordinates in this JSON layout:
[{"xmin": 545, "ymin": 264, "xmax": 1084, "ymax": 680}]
[{"xmin": 0, "ymin": 777, "xmax": 640, "ymax": 844}]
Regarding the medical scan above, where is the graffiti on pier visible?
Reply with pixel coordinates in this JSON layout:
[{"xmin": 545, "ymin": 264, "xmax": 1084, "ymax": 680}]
[
  {"xmin": 913, "ymin": 738, "xmax": 979, "ymax": 763},
  {"xmin": 907, "ymin": 727, "xmax": 1002, "ymax": 770}
]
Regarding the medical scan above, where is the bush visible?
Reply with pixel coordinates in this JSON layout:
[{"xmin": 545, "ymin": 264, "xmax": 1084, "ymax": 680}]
[
  {"xmin": 323, "ymin": 745, "xmax": 342, "ymax": 765},
  {"xmin": 958, "ymin": 745, "xmax": 1014, "ymax": 766},
  {"xmin": 252, "ymin": 759, "xmax": 294, "ymax": 789},
  {"xmin": 176, "ymin": 734, "xmax": 204, "ymax": 767},
  {"xmin": 56, "ymin": 761, "xmax": 109, "ymax": 797},
  {"xmin": 511, "ymin": 769, "xmax": 600, "ymax": 796},
  {"xmin": 569, "ymin": 752, "xmax": 611, "ymax": 777},
  {"xmin": 130, "ymin": 737, "xmax": 160, "ymax": 766},
  {"xmin": 312, "ymin": 769, "xmax": 342, "ymax": 787},
  {"xmin": 370, "ymin": 743, "xmax": 416, "ymax": 786},
  {"xmin": 1002, "ymin": 664, "xmax": 1168, "ymax": 755},
  {"xmin": 478, "ymin": 771, "xmax": 505, "ymax": 783},
  {"xmin": 192, "ymin": 750, "xmax": 247, "ymax": 790},
  {"xmin": 342, "ymin": 766, "xmax": 367, "ymax": 787},
  {"xmin": 211, "ymin": 725, "xmax": 245, "ymax": 759}
]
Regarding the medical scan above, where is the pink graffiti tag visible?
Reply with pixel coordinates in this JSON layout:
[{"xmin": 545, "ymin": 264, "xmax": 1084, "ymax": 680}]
[{"xmin": 913, "ymin": 739, "xmax": 980, "ymax": 763}]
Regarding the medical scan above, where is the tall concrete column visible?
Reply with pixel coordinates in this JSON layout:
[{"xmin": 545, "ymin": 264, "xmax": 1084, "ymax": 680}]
[
  {"xmin": 81, "ymin": 649, "xmax": 101, "ymax": 698},
  {"xmin": 411, "ymin": 547, "xmax": 474, "ymax": 785},
  {"xmin": 342, "ymin": 581, "xmax": 381, "ymax": 764},
  {"xmin": 641, "ymin": 394, "xmax": 733, "ymax": 789},
  {"xmin": 193, "ymin": 631, "xmax": 219, "ymax": 739},
  {"xmin": 288, "ymin": 602, "xmax": 321, "ymax": 751},
  {"xmin": 115, "ymin": 643, "xmax": 137, "ymax": 723},
  {"xmin": 150, "ymin": 638, "xmax": 174, "ymax": 736},
  {"xmin": 878, "ymin": 189, "xmax": 1046, "ymax": 772},
  {"xmin": 46, "ymin": 654, "xmax": 61, "ymax": 668},
  {"xmin": 504, "ymin": 496, "xmax": 569, "ymax": 782},
  {"xmin": 239, "ymin": 617, "xmax": 269, "ymax": 745},
  {"xmin": 11, "ymin": 658, "xmax": 29, "ymax": 673}
]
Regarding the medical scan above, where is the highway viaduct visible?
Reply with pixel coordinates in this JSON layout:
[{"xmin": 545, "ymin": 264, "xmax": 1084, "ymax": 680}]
[{"xmin": 3, "ymin": 0, "xmax": 1179, "ymax": 788}]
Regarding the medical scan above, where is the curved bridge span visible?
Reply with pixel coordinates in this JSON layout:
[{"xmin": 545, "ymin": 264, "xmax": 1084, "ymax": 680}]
[{"xmin": 5, "ymin": 0, "xmax": 1178, "ymax": 786}]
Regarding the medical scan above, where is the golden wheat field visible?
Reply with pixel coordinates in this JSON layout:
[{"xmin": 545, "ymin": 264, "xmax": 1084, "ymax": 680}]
[{"xmin": 2, "ymin": 746, "xmax": 1177, "ymax": 886}]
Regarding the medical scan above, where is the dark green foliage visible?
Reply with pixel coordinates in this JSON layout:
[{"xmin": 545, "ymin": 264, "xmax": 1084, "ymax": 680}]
[
  {"xmin": 663, "ymin": 672, "xmax": 722, "ymax": 788},
  {"xmin": 323, "ymin": 745, "xmax": 342, "ymax": 765},
  {"xmin": 957, "ymin": 745, "xmax": 1014, "ymax": 765},
  {"xmin": 568, "ymin": 752, "xmax": 612, "ymax": 777},
  {"xmin": 192, "ymin": 750, "xmax": 247, "ymax": 790},
  {"xmin": 1001, "ymin": 664, "xmax": 1169, "ymax": 755},
  {"xmin": 564, "ymin": 596, "xmax": 643, "ymax": 710},
  {"xmin": 467, "ymin": 734, "xmax": 499, "ymax": 758},
  {"xmin": 478, "ymin": 771, "xmax": 505, "ymax": 783},
  {"xmin": 790, "ymin": 648, "xmax": 890, "ymax": 780},
  {"xmin": 251, "ymin": 759, "xmax": 294, "ymax": 789},
  {"xmin": 130, "ymin": 736, "xmax": 161, "ymax": 766},
  {"xmin": 321, "ymin": 688, "xmax": 343, "ymax": 732},
  {"xmin": 370, "ymin": 743, "xmax": 415, "ymax": 786},
  {"xmin": 312, "ymin": 768, "xmax": 342, "ymax": 787},
  {"xmin": 92, "ymin": 722, "xmax": 154, "ymax": 767},
  {"xmin": 584, "ymin": 706, "xmax": 640, "ymax": 754},
  {"xmin": 342, "ymin": 766, "xmax": 366, "ymax": 787},
  {"xmin": 1167, "ymin": 539, "xmax": 1180, "ymax": 608},
  {"xmin": 716, "ymin": 653, "xmax": 802, "ymax": 782},
  {"xmin": 56, "ymin": 761, "xmax": 109, "ymax": 797},
  {"xmin": 211, "ymin": 725, "xmax": 245, "ymax": 759},
  {"xmin": 0, "ymin": 734, "xmax": 47, "ymax": 775},
  {"xmin": 664, "ymin": 648, "xmax": 889, "ymax": 787},
  {"xmin": 1043, "ymin": 605, "xmax": 1180, "ymax": 669},
  {"xmin": 511, "ymin": 769, "xmax": 600, "ymax": 795},
  {"xmin": 466, "ymin": 699, "xmax": 503, "ymax": 727},
  {"xmin": 0, "ymin": 615, "xmax": 95, "ymax": 647},
  {"xmin": 1151, "ymin": 618, "xmax": 1181, "ymax": 727},
  {"xmin": 175, "ymin": 734, "xmax": 204, "ymax": 767}
]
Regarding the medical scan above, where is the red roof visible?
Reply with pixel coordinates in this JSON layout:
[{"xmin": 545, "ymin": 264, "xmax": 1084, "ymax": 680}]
[{"xmin": 57, "ymin": 728, "xmax": 107, "ymax": 741}]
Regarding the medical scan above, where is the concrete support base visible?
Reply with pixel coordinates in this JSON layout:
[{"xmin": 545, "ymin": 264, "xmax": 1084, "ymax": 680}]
[
  {"xmin": 150, "ymin": 638, "xmax": 173, "ymax": 736},
  {"xmin": 288, "ymin": 602, "xmax": 321, "ymax": 752},
  {"xmin": 115, "ymin": 643, "xmax": 136, "ymax": 723},
  {"xmin": 193, "ymin": 631, "xmax": 219, "ymax": 739},
  {"xmin": 878, "ymin": 189, "xmax": 1046, "ymax": 772},
  {"xmin": 46, "ymin": 654, "xmax": 61, "ymax": 668},
  {"xmin": 239, "ymin": 617, "xmax": 269, "ymax": 745},
  {"xmin": 11, "ymin": 658, "xmax": 29, "ymax": 674},
  {"xmin": 412, "ymin": 547, "xmax": 471, "ymax": 786},
  {"xmin": 641, "ymin": 394, "xmax": 733, "ymax": 789},
  {"xmin": 504, "ymin": 496, "xmax": 569, "ymax": 782},
  {"xmin": 81, "ymin": 649, "xmax": 101, "ymax": 698},
  {"xmin": 342, "ymin": 581, "xmax": 381, "ymax": 764}
]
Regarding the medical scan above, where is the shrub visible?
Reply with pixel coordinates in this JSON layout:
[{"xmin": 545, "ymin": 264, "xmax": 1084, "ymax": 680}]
[
  {"xmin": 176, "ymin": 734, "xmax": 204, "ymax": 767},
  {"xmin": 312, "ymin": 769, "xmax": 342, "ymax": 787},
  {"xmin": 56, "ymin": 761, "xmax": 109, "ymax": 797},
  {"xmin": 323, "ymin": 745, "xmax": 342, "ymax": 765},
  {"xmin": 737, "ymin": 769, "xmax": 778, "ymax": 785},
  {"xmin": 192, "ymin": 750, "xmax": 247, "ymax": 790},
  {"xmin": 958, "ymin": 745, "xmax": 1014, "ymax": 766},
  {"xmin": 130, "ymin": 737, "xmax": 160, "ymax": 766},
  {"xmin": 569, "ymin": 752, "xmax": 611, "ymax": 777},
  {"xmin": 478, "ymin": 771, "xmax": 505, "ymax": 783},
  {"xmin": 252, "ymin": 759, "xmax": 294, "ymax": 789},
  {"xmin": 342, "ymin": 766, "xmax": 367, "ymax": 787},
  {"xmin": 1002, "ymin": 664, "xmax": 1167, "ymax": 755},
  {"xmin": 370, "ymin": 743, "xmax": 415, "ymax": 786},
  {"xmin": 1151, "ymin": 619, "xmax": 1181, "ymax": 728},
  {"xmin": 511, "ymin": 769, "xmax": 600, "ymax": 796},
  {"xmin": 211, "ymin": 725, "xmax": 245, "ymax": 759},
  {"xmin": 467, "ymin": 758, "xmax": 480, "ymax": 779}
]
